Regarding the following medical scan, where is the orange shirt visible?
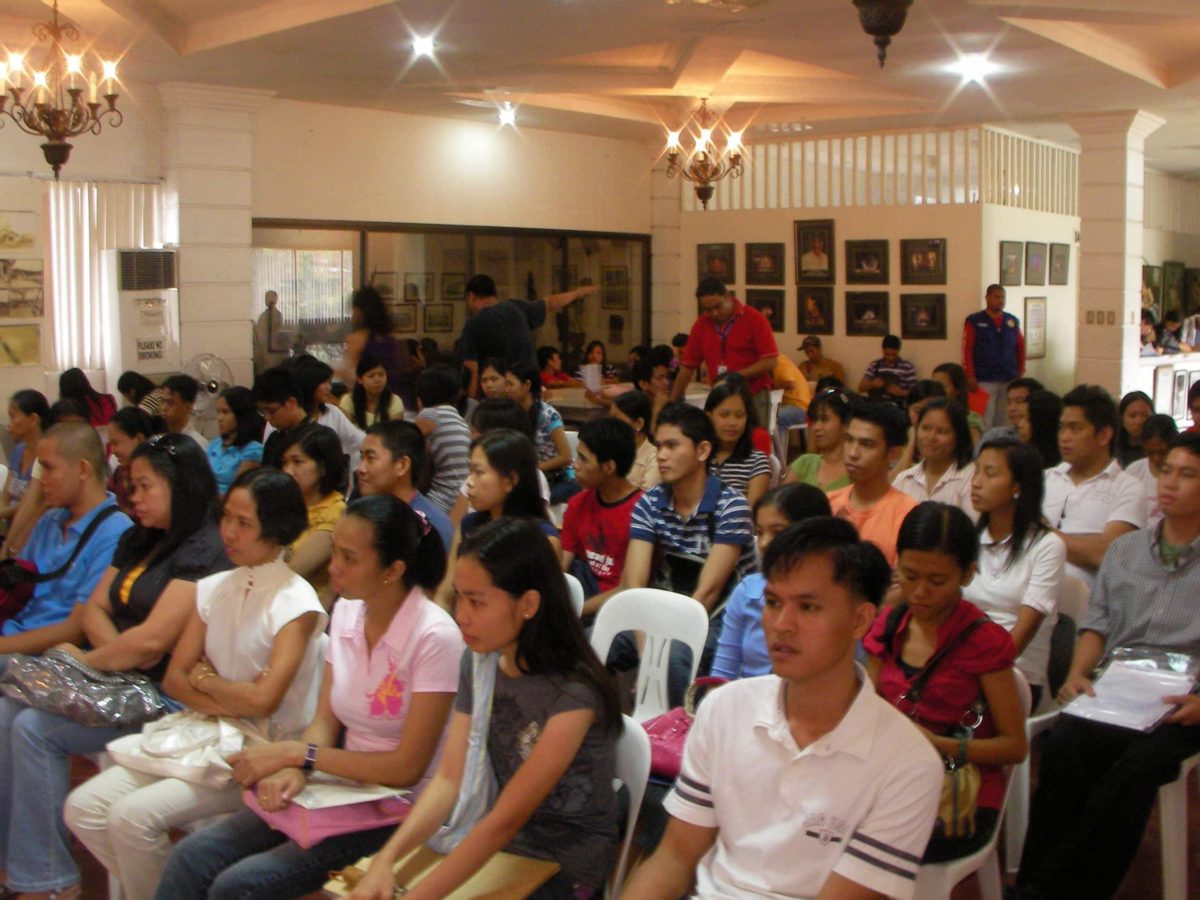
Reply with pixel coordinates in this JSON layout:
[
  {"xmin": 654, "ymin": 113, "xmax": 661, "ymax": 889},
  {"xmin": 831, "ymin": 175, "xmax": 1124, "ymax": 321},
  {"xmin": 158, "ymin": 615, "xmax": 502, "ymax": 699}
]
[{"xmin": 826, "ymin": 485, "xmax": 919, "ymax": 566}]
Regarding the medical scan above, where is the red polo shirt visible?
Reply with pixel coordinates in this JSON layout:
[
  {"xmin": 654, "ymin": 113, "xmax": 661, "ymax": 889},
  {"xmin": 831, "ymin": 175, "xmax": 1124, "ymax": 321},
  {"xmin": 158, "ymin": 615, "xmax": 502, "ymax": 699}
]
[{"xmin": 682, "ymin": 300, "xmax": 778, "ymax": 393}]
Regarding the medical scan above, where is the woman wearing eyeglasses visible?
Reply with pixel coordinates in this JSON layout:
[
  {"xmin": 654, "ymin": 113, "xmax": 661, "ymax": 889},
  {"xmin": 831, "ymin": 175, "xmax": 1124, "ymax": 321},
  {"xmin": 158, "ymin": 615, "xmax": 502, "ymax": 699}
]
[{"xmin": 784, "ymin": 388, "xmax": 851, "ymax": 492}]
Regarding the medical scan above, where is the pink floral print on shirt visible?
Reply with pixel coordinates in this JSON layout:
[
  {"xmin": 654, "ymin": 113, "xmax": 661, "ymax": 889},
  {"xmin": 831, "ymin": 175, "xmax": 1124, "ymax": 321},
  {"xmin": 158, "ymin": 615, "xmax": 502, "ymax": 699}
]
[{"xmin": 366, "ymin": 658, "xmax": 406, "ymax": 718}]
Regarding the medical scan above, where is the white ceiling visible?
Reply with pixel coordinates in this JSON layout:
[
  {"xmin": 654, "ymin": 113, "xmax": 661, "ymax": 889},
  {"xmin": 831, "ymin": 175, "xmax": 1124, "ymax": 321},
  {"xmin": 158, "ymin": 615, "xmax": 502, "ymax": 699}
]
[{"xmin": 5, "ymin": 0, "xmax": 1200, "ymax": 173}]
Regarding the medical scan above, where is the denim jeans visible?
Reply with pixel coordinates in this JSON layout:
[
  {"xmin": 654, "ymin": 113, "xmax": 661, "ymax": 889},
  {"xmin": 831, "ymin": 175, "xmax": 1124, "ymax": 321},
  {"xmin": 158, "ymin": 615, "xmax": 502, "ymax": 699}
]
[
  {"xmin": 154, "ymin": 807, "xmax": 396, "ymax": 900},
  {"xmin": 0, "ymin": 697, "xmax": 135, "ymax": 892}
]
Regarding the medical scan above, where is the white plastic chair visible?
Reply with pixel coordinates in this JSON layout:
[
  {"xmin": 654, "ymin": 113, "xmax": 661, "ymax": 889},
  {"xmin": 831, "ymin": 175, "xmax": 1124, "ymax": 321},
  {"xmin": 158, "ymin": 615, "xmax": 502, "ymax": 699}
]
[
  {"xmin": 914, "ymin": 669, "xmax": 1032, "ymax": 900},
  {"xmin": 564, "ymin": 429, "xmax": 580, "ymax": 460},
  {"xmin": 589, "ymin": 588, "xmax": 710, "ymax": 722},
  {"xmin": 607, "ymin": 714, "xmax": 651, "ymax": 897},
  {"xmin": 1158, "ymin": 750, "xmax": 1200, "ymax": 900},
  {"xmin": 767, "ymin": 453, "xmax": 783, "ymax": 487},
  {"xmin": 564, "ymin": 572, "xmax": 585, "ymax": 617}
]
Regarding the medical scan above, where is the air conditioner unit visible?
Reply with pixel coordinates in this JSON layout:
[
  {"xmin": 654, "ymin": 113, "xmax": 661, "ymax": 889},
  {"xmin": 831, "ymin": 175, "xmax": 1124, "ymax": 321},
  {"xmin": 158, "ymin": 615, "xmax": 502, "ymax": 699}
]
[{"xmin": 107, "ymin": 249, "xmax": 181, "ymax": 378}]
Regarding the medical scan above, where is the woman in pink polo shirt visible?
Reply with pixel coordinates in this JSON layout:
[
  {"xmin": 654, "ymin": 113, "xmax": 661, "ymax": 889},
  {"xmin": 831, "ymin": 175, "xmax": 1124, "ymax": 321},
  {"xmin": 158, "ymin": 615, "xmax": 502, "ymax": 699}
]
[{"xmin": 156, "ymin": 494, "xmax": 464, "ymax": 899}]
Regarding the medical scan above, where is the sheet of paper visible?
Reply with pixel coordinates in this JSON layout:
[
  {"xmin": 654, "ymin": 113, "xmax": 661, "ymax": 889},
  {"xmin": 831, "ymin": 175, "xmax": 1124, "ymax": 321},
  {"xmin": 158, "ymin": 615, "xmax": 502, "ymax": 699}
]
[
  {"xmin": 1063, "ymin": 661, "xmax": 1194, "ymax": 732},
  {"xmin": 290, "ymin": 775, "xmax": 408, "ymax": 810},
  {"xmin": 581, "ymin": 363, "xmax": 602, "ymax": 393}
]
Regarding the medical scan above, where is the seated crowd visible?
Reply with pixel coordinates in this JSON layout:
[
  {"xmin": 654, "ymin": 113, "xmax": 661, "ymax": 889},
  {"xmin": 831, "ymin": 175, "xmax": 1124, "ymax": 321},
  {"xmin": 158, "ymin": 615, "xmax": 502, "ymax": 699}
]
[{"xmin": 0, "ymin": 278, "xmax": 1194, "ymax": 900}]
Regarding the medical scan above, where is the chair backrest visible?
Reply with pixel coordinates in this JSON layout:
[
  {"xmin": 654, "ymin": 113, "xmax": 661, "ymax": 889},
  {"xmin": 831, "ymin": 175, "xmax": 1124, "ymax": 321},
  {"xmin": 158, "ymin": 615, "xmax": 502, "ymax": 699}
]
[
  {"xmin": 1012, "ymin": 667, "xmax": 1033, "ymax": 720},
  {"xmin": 564, "ymin": 429, "xmax": 580, "ymax": 460},
  {"xmin": 767, "ymin": 388, "xmax": 784, "ymax": 433},
  {"xmin": 1058, "ymin": 574, "xmax": 1089, "ymax": 623},
  {"xmin": 768, "ymin": 452, "xmax": 783, "ymax": 486},
  {"xmin": 610, "ymin": 715, "xmax": 651, "ymax": 895},
  {"xmin": 564, "ymin": 572, "xmax": 585, "ymax": 617},
  {"xmin": 589, "ymin": 588, "xmax": 711, "ymax": 721}
]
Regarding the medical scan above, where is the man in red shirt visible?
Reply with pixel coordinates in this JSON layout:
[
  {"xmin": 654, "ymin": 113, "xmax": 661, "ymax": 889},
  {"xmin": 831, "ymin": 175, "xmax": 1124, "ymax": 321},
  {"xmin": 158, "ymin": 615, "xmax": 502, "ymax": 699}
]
[{"xmin": 671, "ymin": 278, "xmax": 779, "ymax": 427}]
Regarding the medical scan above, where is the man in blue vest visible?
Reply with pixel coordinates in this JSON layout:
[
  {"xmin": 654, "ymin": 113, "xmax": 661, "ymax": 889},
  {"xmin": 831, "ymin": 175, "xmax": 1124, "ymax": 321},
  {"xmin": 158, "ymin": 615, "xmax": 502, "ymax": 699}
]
[{"xmin": 963, "ymin": 284, "xmax": 1025, "ymax": 429}]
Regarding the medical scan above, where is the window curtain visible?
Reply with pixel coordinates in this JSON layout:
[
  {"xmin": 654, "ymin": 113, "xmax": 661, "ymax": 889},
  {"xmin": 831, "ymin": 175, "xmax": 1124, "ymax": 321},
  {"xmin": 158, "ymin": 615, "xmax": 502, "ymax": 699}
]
[{"xmin": 47, "ymin": 181, "xmax": 164, "ymax": 372}]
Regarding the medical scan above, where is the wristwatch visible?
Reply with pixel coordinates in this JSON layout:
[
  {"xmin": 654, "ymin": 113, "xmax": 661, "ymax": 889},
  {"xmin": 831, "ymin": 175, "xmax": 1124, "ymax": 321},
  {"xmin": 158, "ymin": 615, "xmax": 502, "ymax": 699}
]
[{"xmin": 302, "ymin": 742, "xmax": 318, "ymax": 773}]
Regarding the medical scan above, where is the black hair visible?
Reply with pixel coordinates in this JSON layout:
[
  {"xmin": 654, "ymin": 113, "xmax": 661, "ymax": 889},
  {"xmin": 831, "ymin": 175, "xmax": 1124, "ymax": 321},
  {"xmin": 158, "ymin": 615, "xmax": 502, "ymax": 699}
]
[
  {"xmin": 916, "ymin": 398, "xmax": 973, "ymax": 469},
  {"xmin": 1024, "ymin": 389, "xmax": 1063, "ymax": 467},
  {"xmin": 1117, "ymin": 390, "xmax": 1154, "ymax": 452},
  {"xmin": 348, "ymin": 352, "xmax": 398, "ymax": 430},
  {"xmin": 897, "ymin": 501, "xmax": 979, "ymax": 571},
  {"xmin": 754, "ymin": 482, "xmax": 832, "ymax": 522},
  {"xmin": 537, "ymin": 346, "xmax": 561, "ymax": 371},
  {"xmin": 126, "ymin": 433, "xmax": 219, "ymax": 563},
  {"xmin": 480, "ymin": 357, "xmax": 506, "ymax": 379},
  {"xmin": 49, "ymin": 398, "xmax": 89, "ymax": 424},
  {"xmin": 648, "ymin": 345, "xmax": 675, "ymax": 369},
  {"xmin": 10, "ymin": 389, "xmax": 49, "ymax": 430},
  {"xmin": 704, "ymin": 377, "xmax": 757, "ymax": 462},
  {"xmin": 1007, "ymin": 376, "xmax": 1043, "ymax": 395},
  {"xmin": 58, "ymin": 368, "xmax": 107, "ymax": 410},
  {"xmin": 344, "ymin": 493, "xmax": 447, "ymax": 593},
  {"xmin": 578, "ymin": 417, "xmax": 636, "ymax": 478},
  {"xmin": 974, "ymin": 437, "xmax": 1050, "ymax": 569},
  {"xmin": 220, "ymin": 386, "xmax": 265, "ymax": 447},
  {"xmin": 1188, "ymin": 379, "xmax": 1200, "ymax": 409},
  {"xmin": 1142, "ymin": 309, "xmax": 1158, "ymax": 327},
  {"xmin": 612, "ymin": 390, "xmax": 653, "ymax": 438},
  {"xmin": 110, "ymin": 406, "xmax": 157, "ymax": 443},
  {"xmin": 1143, "ymin": 414, "xmax": 1179, "ymax": 446},
  {"xmin": 813, "ymin": 375, "xmax": 845, "ymax": 394},
  {"xmin": 761, "ymin": 517, "xmax": 891, "ymax": 606},
  {"xmin": 807, "ymin": 386, "xmax": 853, "ymax": 423},
  {"xmin": 631, "ymin": 358, "xmax": 667, "ymax": 392},
  {"xmin": 849, "ymin": 398, "xmax": 909, "ymax": 449},
  {"xmin": 654, "ymin": 402, "xmax": 717, "ymax": 466},
  {"xmin": 671, "ymin": 333, "xmax": 689, "ymax": 349},
  {"xmin": 473, "ymin": 429, "xmax": 549, "ymax": 520},
  {"xmin": 283, "ymin": 423, "xmax": 347, "ymax": 497},
  {"xmin": 351, "ymin": 285, "xmax": 393, "ymax": 337},
  {"xmin": 1062, "ymin": 384, "xmax": 1118, "ymax": 442},
  {"xmin": 466, "ymin": 274, "xmax": 497, "ymax": 298},
  {"xmin": 416, "ymin": 364, "xmax": 462, "ymax": 408},
  {"xmin": 932, "ymin": 362, "xmax": 968, "ymax": 399},
  {"xmin": 292, "ymin": 355, "xmax": 334, "ymax": 416},
  {"xmin": 882, "ymin": 334, "xmax": 901, "ymax": 351},
  {"xmin": 226, "ymin": 467, "xmax": 308, "ymax": 547},
  {"xmin": 254, "ymin": 367, "xmax": 300, "ymax": 406},
  {"xmin": 584, "ymin": 340, "xmax": 608, "ymax": 365},
  {"xmin": 505, "ymin": 360, "xmax": 544, "ymax": 438},
  {"xmin": 365, "ymin": 419, "xmax": 428, "ymax": 486},
  {"xmin": 470, "ymin": 398, "xmax": 535, "ymax": 440},
  {"xmin": 457, "ymin": 517, "xmax": 621, "ymax": 734},
  {"xmin": 695, "ymin": 278, "xmax": 727, "ymax": 299},
  {"xmin": 117, "ymin": 371, "xmax": 155, "ymax": 403},
  {"xmin": 908, "ymin": 379, "xmax": 947, "ymax": 408},
  {"xmin": 162, "ymin": 374, "xmax": 199, "ymax": 405},
  {"xmin": 985, "ymin": 283, "xmax": 1004, "ymax": 295}
]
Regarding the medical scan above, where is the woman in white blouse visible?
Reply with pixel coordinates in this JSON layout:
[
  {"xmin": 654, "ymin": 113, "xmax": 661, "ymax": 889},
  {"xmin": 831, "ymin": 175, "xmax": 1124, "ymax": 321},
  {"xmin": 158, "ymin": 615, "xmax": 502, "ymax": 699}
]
[
  {"xmin": 1124, "ymin": 413, "xmax": 1178, "ymax": 532},
  {"xmin": 965, "ymin": 436, "xmax": 1066, "ymax": 710},
  {"xmin": 893, "ymin": 398, "xmax": 977, "ymax": 520}
]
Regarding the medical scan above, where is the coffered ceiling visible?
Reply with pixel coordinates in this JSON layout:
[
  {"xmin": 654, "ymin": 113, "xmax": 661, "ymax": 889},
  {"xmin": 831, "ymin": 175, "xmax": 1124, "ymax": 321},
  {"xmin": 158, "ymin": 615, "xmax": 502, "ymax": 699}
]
[{"xmin": 5, "ymin": 0, "xmax": 1200, "ymax": 173}]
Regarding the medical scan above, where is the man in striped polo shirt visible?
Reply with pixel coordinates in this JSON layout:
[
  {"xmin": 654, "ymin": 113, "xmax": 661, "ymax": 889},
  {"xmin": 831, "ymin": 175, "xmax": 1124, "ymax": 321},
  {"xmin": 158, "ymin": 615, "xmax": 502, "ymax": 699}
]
[
  {"xmin": 1017, "ymin": 432, "xmax": 1200, "ymax": 899},
  {"xmin": 624, "ymin": 518, "xmax": 943, "ymax": 899}
]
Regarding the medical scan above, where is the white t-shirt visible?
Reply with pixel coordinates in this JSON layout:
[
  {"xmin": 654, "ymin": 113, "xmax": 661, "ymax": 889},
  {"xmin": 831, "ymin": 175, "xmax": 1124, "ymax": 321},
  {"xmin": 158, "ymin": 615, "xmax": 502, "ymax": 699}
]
[
  {"xmin": 962, "ymin": 527, "xmax": 1066, "ymax": 687},
  {"xmin": 893, "ymin": 461, "xmax": 977, "ymax": 522},
  {"xmin": 666, "ymin": 671, "xmax": 943, "ymax": 899},
  {"xmin": 196, "ymin": 556, "xmax": 328, "ymax": 740},
  {"xmin": 1124, "ymin": 458, "xmax": 1162, "ymax": 531}
]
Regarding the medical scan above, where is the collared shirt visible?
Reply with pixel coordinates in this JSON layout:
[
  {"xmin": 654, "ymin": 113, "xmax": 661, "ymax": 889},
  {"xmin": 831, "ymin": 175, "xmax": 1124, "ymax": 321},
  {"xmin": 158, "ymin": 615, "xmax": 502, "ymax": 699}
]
[
  {"xmin": 774, "ymin": 354, "xmax": 813, "ymax": 411},
  {"xmin": 1081, "ymin": 524, "xmax": 1200, "ymax": 658},
  {"xmin": 862, "ymin": 356, "xmax": 917, "ymax": 392},
  {"xmin": 1042, "ymin": 458, "xmax": 1147, "ymax": 587},
  {"xmin": 667, "ymin": 669, "xmax": 943, "ymax": 899},
  {"xmin": 682, "ymin": 300, "xmax": 779, "ymax": 394},
  {"xmin": 893, "ymin": 461, "xmax": 977, "ymax": 521},
  {"xmin": 710, "ymin": 573, "xmax": 771, "ymax": 679},
  {"xmin": 826, "ymin": 485, "xmax": 919, "ymax": 566},
  {"xmin": 3, "ymin": 495, "xmax": 132, "ymax": 636}
]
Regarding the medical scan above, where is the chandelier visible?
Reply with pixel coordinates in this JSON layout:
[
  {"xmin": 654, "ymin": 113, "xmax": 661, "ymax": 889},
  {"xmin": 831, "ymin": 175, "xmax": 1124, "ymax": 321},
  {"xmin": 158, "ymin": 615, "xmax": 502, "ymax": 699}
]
[
  {"xmin": 0, "ymin": 1, "xmax": 123, "ymax": 180},
  {"xmin": 665, "ymin": 100, "xmax": 744, "ymax": 210},
  {"xmin": 853, "ymin": 0, "xmax": 913, "ymax": 67}
]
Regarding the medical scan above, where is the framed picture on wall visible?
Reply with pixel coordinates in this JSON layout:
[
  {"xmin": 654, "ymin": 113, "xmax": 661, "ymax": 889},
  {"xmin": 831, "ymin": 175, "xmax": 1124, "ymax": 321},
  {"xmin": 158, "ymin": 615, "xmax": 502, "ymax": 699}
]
[
  {"xmin": 1154, "ymin": 364, "xmax": 1174, "ymax": 413},
  {"xmin": 745, "ymin": 243, "xmax": 785, "ymax": 285},
  {"xmin": 795, "ymin": 219, "xmax": 834, "ymax": 284},
  {"xmin": 1163, "ymin": 261, "xmax": 1186, "ymax": 317},
  {"xmin": 697, "ymin": 243, "xmax": 735, "ymax": 285},
  {"xmin": 1024, "ymin": 242, "xmax": 1047, "ymax": 286},
  {"xmin": 1175, "ymin": 370, "xmax": 1190, "ymax": 420},
  {"xmin": 424, "ymin": 303, "xmax": 453, "ymax": 333},
  {"xmin": 370, "ymin": 271, "xmax": 400, "ymax": 298},
  {"xmin": 798, "ymin": 286, "xmax": 833, "ymax": 335},
  {"xmin": 1186, "ymin": 269, "xmax": 1200, "ymax": 316},
  {"xmin": 601, "ymin": 265, "xmax": 630, "ymax": 309},
  {"xmin": 846, "ymin": 291, "xmax": 889, "ymax": 336},
  {"xmin": 404, "ymin": 272, "xmax": 434, "ymax": 301},
  {"xmin": 442, "ymin": 273, "xmax": 466, "ymax": 300},
  {"xmin": 845, "ymin": 240, "xmax": 889, "ymax": 284},
  {"xmin": 900, "ymin": 293, "xmax": 946, "ymax": 340},
  {"xmin": 999, "ymin": 241, "xmax": 1023, "ymax": 286},
  {"xmin": 394, "ymin": 303, "xmax": 418, "ymax": 333},
  {"xmin": 1024, "ymin": 296, "xmax": 1047, "ymax": 360},
  {"xmin": 900, "ymin": 238, "xmax": 946, "ymax": 284},
  {"xmin": 746, "ymin": 289, "xmax": 785, "ymax": 332},
  {"xmin": 1143, "ymin": 265, "xmax": 1163, "ymax": 320},
  {"xmin": 1049, "ymin": 243, "xmax": 1070, "ymax": 286}
]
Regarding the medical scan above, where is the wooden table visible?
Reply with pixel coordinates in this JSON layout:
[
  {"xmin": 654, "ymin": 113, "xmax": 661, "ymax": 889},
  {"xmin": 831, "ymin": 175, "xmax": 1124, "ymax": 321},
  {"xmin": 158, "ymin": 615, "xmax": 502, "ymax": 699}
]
[
  {"xmin": 324, "ymin": 845, "xmax": 560, "ymax": 899},
  {"xmin": 547, "ymin": 384, "xmax": 710, "ymax": 426}
]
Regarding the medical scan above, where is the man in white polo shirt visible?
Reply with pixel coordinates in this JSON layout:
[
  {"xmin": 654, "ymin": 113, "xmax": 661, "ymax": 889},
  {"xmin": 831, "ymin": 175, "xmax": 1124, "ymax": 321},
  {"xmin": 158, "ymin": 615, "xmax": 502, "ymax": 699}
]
[
  {"xmin": 1042, "ymin": 385, "xmax": 1146, "ymax": 587},
  {"xmin": 623, "ymin": 518, "xmax": 943, "ymax": 900}
]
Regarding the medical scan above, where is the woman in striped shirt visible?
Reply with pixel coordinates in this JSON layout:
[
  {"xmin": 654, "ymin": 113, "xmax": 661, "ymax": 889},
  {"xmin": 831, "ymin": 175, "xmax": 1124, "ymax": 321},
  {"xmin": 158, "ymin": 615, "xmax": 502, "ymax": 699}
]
[{"xmin": 704, "ymin": 378, "xmax": 770, "ymax": 506}]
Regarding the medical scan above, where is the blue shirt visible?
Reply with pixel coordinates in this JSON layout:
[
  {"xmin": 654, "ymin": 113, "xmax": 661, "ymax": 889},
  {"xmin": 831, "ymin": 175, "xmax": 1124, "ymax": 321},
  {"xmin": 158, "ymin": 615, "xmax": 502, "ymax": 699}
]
[
  {"xmin": 409, "ymin": 490, "xmax": 454, "ymax": 553},
  {"xmin": 206, "ymin": 439, "xmax": 264, "ymax": 494},
  {"xmin": 4, "ymin": 495, "xmax": 133, "ymax": 635},
  {"xmin": 710, "ymin": 574, "xmax": 771, "ymax": 679}
]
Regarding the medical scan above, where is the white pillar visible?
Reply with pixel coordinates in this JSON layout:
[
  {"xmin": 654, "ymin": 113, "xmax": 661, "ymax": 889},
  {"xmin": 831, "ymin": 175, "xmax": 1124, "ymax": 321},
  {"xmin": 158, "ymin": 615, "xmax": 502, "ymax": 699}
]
[
  {"xmin": 651, "ymin": 161, "xmax": 684, "ymax": 344},
  {"xmin": 158, "ymin": 83, "xmax": 275, "ymax": 388},
  {"xmin": 1066, "ymin": 110, "xmax": 1164, "ymax": 396}
]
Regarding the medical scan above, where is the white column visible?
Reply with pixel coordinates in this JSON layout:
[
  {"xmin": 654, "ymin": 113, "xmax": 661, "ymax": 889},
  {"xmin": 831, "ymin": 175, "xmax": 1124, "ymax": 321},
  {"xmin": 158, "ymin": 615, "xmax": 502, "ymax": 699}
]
[
  {"xmin": 1066, "ymin": 110, "xmax": 1164, "ymax": 396},
  {"xmin": 651, "ymin": 161, "xmax": 684, "ymax": 343},
  {"xmin": 158, "ymin": 83, "xmax": 275, "ymax": 388}
]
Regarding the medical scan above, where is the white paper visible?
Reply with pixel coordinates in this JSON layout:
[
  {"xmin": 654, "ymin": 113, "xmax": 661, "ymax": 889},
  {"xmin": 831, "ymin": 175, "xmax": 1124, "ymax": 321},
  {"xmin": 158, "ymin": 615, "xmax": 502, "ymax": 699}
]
[
  {"xmin": 288, "ymin": 774, "xmax": 409, "ymax": 810},
  {"xmin": 1063, "ymin": 661, "xmax": 1194, "ymax": 732},
  {"xmin": 581, "ymin": 363, "xmax": 602, "ymax": 393}
]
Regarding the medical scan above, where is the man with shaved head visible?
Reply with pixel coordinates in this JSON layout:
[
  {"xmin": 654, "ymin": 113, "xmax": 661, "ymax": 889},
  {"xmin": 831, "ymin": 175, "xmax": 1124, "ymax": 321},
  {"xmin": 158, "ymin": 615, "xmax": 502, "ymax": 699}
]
[{"xmin": 0, "ymin": 422, "xmax": 131, "ymax": 660}]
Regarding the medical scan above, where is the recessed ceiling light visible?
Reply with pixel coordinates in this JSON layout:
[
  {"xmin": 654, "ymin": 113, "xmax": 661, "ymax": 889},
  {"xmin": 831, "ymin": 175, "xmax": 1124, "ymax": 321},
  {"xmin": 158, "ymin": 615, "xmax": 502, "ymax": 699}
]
[
  {"xmin": 498, "ymin": 101, "xmax": 516, "ymax": 127},
  {"xmin": 412, "ymin": 35, "xmax": 435, "ymax": 58},
  {"xmin": 947, "ymin": 53, "xmax": 999, "ymax": 84}
]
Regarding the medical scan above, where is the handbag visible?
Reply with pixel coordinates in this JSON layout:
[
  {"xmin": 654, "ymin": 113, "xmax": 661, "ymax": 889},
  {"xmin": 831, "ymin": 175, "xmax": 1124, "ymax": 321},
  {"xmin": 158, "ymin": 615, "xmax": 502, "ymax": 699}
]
[
  {"xmin": 244, "ymin": 782, "xmax": 411, "ymax": 849},
  {"xmin": 106, "ymin": 711, "xmax": 261, "ymax": 788},
  {"xmin": 0, "ymin": 647, "xmax": 165, "ymax": 727},
  {"xmin": 641, "ymin": 676, "xmax": 726, "ymax": 781}
]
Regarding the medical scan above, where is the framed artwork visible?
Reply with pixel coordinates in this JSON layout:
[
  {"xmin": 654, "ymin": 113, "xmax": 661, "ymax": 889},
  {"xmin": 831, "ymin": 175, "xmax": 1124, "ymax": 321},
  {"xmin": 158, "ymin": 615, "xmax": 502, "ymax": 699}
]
[
  {"xmin": 697, "ymin": 243, "xmax": 735, "ymax": 285},
  {"xmin": 795, "ymin": 219, "xmax": 835, "ymax": 284},
  {"xmin": 0, "ymin": 212, "xmax": 38, "ymax": 253},
  {"xmin": 608, "ymin": 314, "xmax": 624, "ymax": 346},
  {"xmin": 551, "ymin": 265, "xmax": 577, "ymax": 293},
  {"xmin": 900, "ymin": 293, "xmax": 946, "ymax": 340},
  {"xmin": 1163, "ymin": 261, "xmax": 1186, "ymax": 317},
  {"xmin": 1024, "ymin": 296, "xmax": 1047, "ymax": 360},
  {"xmin": 1175, "ymin": 370, "xmax": 1190, "ymax": 420},
  {"xmin": 1186, "ymin": 269, "xmax": 1200, "ymax": 316},
  {"xmin": 845, "ymin": 240, "xmax": 889, "ymax": 284},
  {"xmin": 999, "ymin": 241, "xmax": 1023, "ymax": 286},
  {"xmin": 846, "ymin": 291, "xmax": 889, "ymax": 336},
  {"xmin": 1142, "ymin": 265, "xmax": 1163, "ymax": 320},
  {"xmin": 0, "ymin": 324, "xmax": 40, "ymax": 366},
  {"xmin": 745, "ymin": 243, "xmax": 785, "ymax": 285},
  {"xmin": 1024, "ymin": 242, "xmax": 1047, "ymax": 286},
  {"xmin": 404, "ymin": 272, "xmax": 434, "ymax": 301},
  {"xmin": 602, "ymin": 266, "xmax": 630, "ymax": 309},
  {"xmin": 797, "ymin": 286, "xmax": 833, "ymax": 335},
  {"xmin": 442, "ymin": 272, "xmax": 466, "ymax": 300},
  {"xmin": 900, "ymin": 238, "xmax": 946, "ymax": 284},
  {"xmin": 1049, "ymin": 243, "xmax": 1070, "ymax": 286},
  {"xmin": 423, "ymin": 303, "xmax": 453, "ymax": 333},
  {"xmin": 0, "ymin": 258, "xmax": 44, "ymax": 318},
  {"xmin": 746, "ymin": 289, "xmax": 785, "ymax": 332},
  {"xmin": 1154, "ymin": 364, "xmax": 1175, "ymax": 413},
  {"xmin": 370, "ymin": 270, "xmax": 400, "ymax": 298},
  {"xmin": 393, "ymin": 303, "xmax": 418, "ymax": 333}
]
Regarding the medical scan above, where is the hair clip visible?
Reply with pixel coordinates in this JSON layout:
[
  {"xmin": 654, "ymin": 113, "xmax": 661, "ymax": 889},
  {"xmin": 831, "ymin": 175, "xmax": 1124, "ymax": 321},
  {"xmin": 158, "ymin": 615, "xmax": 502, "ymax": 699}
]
[{"xmin": 412, "ymin": 508, "xmax": 432, "ymax": 537}]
